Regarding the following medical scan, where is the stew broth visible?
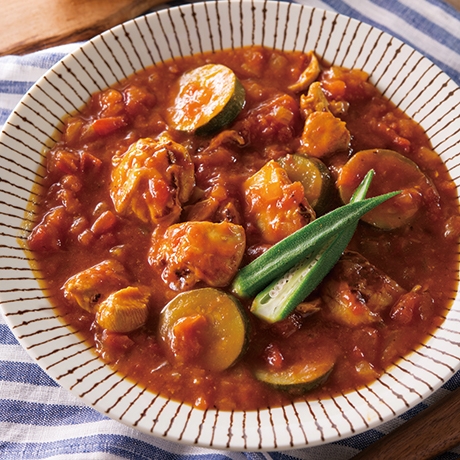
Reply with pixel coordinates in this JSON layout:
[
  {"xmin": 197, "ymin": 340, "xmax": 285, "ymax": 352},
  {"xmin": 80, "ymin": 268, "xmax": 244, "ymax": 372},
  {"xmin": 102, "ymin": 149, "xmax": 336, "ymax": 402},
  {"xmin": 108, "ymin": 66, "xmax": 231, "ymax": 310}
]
[{"xmin": 27, "ymin": 46, "xmax": 460, "ymax": 410}]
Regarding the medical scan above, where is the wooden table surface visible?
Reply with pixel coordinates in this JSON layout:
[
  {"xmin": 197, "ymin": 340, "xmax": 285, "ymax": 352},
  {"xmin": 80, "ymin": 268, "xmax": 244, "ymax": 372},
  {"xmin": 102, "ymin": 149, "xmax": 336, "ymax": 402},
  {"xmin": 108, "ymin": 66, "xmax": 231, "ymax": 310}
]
[
  {"xmin": 447, "ymin": 0, "xmax": 460, "ymax": 9},
  {"xmin": 0, "ymin": 0, "xmax": 166, "ymax": 57},
  {"xmin": 1, "ymin": 0, "xmax": 459, "ymax": 56}
]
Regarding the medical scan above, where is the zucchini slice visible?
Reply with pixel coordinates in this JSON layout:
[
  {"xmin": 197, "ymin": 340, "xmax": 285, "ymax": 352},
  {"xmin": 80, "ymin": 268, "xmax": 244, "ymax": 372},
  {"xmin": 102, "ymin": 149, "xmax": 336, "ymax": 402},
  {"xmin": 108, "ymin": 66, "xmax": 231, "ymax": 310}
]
[
  {"xmin": 254, "ymin": 345, "xmax": 336, "ymax": 394},
  {"xmin": 278, "ymin": 154, "xmax": 333, "ymax": 214},
  {"xmin": 338, "ymin": 148, "xmax": 437, "ymax": 229},
  {"xmin": 169, "ymin": 64, "xmax": 245, "ymax": 135},
  {"xmin": 158, "ymin": 288, "xmax": 249, "ymax": 372}
]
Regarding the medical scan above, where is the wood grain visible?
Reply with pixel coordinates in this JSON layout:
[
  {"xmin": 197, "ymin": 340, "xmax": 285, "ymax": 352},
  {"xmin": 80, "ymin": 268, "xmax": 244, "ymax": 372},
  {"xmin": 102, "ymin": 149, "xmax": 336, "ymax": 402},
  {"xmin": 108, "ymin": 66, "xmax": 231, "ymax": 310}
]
[
  {"xmin": 352, "ymin": 387, "xmax": 460, "ymax": 460},
  {"xmin": 445, "ymin": 0, "xmax": 460, "ymax": 10},
  {"xmin": 1, "ymin": 0, "xmax": 459, "ymax": 57},
  {"xmin": 0, "ymin": 0, "xmax": 166, "ymax": 57}
]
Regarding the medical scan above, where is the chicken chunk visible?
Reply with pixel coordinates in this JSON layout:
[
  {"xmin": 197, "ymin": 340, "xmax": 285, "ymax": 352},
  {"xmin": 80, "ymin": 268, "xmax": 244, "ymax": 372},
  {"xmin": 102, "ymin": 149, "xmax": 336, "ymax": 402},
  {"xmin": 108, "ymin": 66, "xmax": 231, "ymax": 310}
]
[
  {"xmin": 299, "ymin": 82, "xmax": 351, "ymax": 158},
  {"xmin": 110, "ymin": 133, "xmax": 195, "ymax": 226},
  {"xmin": 320, "ymin": 251, "xmax": 406, "ymax": 327},
  {"xmin": 242, "ymin": 160, "xmax": 315, "ymax": 245},
  {"xmin": 149, "ymin": 221, "xmax": 246, "ymax": 291},
  {"xmin": 183, "ymin": 183, "xmax": 243, "ymax": 224},
  {"xmin": 300, "ymin": 82, "xmax": 330, "ymax": 114},
  {"xmin": 96, "ymin": 286, "xmax": 150, "ymax": 333},
  {"xmin": 234, "ymin": 94, "xmax": 301, "ymax": 146},
  {"xmin": 62, "ymin": 259, "xmax": 129, "ymax": 313},
  {"xmin": 288, "ymin": 51, "xmax": 321, "ymax": 93}
]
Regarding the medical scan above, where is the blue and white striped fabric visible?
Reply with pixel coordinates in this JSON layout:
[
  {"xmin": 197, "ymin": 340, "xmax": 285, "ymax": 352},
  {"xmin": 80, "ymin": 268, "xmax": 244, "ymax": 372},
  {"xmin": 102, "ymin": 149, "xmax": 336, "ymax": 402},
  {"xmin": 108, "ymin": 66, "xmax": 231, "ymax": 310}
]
[{"xmin": 1, "ymin": 0, "xmax": 460, "ymax": 458}]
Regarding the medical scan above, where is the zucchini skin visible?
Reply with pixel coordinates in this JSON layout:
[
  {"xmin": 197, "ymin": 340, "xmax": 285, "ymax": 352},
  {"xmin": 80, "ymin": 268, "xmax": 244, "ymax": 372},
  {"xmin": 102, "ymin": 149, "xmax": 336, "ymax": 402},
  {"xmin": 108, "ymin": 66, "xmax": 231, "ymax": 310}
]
[
  {"xmin": 338, "ymin": 149, "xmax": 434, "ymax": 230},
  {"xmin": 196, "ymin": 78, "xmax": 246, "ymax": 136},
  {"xmin": 278, "ymin": 154, "xmax": 333, "ymax": 214},
  {"xmin": 254, "ymin": 363, "xmax": 334, "ymax": 394},
  {"xmin": 170, "ymin": 64, "xmax": 246, "ymax": 135},
  {"xmin": 158, "ymin": 288, "xmax": 250, "ymax": 372}
]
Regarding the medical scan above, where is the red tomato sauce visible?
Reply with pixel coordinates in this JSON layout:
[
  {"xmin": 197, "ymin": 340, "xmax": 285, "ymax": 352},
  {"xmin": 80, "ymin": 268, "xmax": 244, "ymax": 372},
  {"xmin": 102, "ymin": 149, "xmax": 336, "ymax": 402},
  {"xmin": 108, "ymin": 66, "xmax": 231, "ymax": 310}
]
[{"xmin": 27, "ymin": 46, "xmax": 460, "ymax": 410}]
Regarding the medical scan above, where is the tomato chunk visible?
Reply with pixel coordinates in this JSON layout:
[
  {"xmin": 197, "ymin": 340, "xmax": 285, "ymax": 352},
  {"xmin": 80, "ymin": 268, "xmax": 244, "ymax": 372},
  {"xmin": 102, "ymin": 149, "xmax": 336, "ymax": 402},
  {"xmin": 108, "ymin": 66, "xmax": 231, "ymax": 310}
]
[{"xmin": 90, "ymin": 116, "xmax": 127, "ymax": 136}]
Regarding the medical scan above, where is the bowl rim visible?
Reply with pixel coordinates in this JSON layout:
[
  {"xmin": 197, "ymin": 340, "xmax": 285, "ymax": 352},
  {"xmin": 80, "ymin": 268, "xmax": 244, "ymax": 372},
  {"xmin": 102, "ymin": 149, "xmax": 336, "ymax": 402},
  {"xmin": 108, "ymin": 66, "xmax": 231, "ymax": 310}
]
[{"xmin": 1, "ymin": 0, "xmax": 460, "ymax": 451}]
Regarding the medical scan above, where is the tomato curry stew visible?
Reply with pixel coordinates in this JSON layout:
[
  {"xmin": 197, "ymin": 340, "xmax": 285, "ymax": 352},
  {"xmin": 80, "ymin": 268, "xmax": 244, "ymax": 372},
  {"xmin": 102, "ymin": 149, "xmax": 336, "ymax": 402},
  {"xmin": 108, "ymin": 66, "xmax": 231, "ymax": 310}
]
[{"xmin": 27, "ymin": 46, "xmax": 460, "ymax": 411}]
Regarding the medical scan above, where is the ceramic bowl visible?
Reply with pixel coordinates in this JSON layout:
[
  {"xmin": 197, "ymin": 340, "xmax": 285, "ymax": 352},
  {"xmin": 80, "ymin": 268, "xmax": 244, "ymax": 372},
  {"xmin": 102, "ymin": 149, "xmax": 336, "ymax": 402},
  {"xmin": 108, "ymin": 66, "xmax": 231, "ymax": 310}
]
[{"xmin": 1, "ymin": 0, "xmax": 460, "ymax": 451}]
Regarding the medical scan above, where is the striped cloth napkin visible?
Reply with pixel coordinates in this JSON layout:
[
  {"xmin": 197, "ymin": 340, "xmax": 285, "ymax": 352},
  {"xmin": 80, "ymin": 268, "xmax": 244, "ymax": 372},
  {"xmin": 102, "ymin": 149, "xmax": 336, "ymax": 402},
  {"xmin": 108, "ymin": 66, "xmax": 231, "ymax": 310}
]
[{"xmin": 1, "ymin": 0, "xmax": 459, "ymax": 458}]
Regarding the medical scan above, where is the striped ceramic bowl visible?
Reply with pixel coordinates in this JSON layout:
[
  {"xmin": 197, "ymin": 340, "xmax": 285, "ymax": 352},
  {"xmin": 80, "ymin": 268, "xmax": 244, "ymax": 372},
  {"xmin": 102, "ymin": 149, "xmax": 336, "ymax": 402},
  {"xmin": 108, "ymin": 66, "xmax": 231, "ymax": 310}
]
[{"xmin": 0, "ymin": 0, "xmax": 459, "ymax": 451}]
